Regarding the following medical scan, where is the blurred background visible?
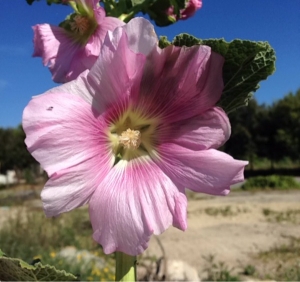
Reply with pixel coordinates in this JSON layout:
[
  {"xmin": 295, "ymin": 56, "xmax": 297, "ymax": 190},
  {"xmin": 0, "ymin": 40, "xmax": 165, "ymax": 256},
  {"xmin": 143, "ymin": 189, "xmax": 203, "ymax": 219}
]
[{"xmin": 0, "ymin": 0, "xmax": 300, "ymax": 281}]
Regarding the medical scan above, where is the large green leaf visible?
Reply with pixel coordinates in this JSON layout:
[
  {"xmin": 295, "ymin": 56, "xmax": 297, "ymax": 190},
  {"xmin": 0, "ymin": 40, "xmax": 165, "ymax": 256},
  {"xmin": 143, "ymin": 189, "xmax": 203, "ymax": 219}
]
[
  {"xmin": 160, "ymin": 34, "xmax": 276, "ymax": 113},
  {"xmin": 0, "ymin": 250, "xmax": 78, "ymax": 281}
]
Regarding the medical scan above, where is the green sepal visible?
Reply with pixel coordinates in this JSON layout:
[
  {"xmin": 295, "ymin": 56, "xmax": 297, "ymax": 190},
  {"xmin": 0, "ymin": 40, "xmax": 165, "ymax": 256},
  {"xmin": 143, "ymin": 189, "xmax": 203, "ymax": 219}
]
[
  {"xmin": 171, "ymin": 34, "xmax": 276, "ymax": 113},
  {"xmin": 145, "ymin": 0, "xmax": 185, "ymax": 27},
  {"xmin": 0, "ymin": 249, "xmax": 78, "ymax": 281},
  {"xmin": 158, "ymin": 36, "xmax": 172, "ymax": 49}
]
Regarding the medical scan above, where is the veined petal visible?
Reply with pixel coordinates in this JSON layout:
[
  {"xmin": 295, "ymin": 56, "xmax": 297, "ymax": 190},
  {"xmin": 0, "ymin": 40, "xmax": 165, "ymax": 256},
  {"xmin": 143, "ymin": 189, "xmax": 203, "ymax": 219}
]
[
  {"xmin": 158, "ymin": 107, "xmax": 231, "ymax": 150},
  {"xmin": 87, "ymin": 28, "xmax": 146, "ymax": 111},
  {"xmin": 32, "ymin": 24, "xmax": 80, "ymax": 83},
  {"xmin": 138, "ymin": 44, "xmax": 224, "ymax": 123},
  {"xmin": 23, "ymin": 92, "xmax": 113, "ymax": 177},
  {"xmin": 42, "ymin": 152, "xmax": 112, "ymax": 217},
  {"xmin": 89, "ymin": 157, "xmax": 187, "ymax": 255},
  {"xmin": 121, "ymin": 18, "xmax": 158, "ymax": 56},
  {"xmin": 44, "ymin": 70, "xmax": 102, "ymax": 112},
  {"xmin": 89, "ymin": 15, "xmax": 125, "ymax": 57},
  {"xmin": 33, "ymin": 5, "xmax": 124, "ymax": 83},
  {"xmin": 65, "ymin": 50, "xmax": 97, "ymax": 82},
  {"xmin": 154, "ymin": 143, "xmax": 248, "ymax": 196}
]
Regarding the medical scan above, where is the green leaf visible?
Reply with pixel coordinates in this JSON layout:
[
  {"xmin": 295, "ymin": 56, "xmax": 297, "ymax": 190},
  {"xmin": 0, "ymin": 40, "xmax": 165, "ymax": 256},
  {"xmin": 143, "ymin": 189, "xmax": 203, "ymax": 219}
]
[
  {"xmin": 170, "ymin": 0, "xmax": 186, "ymax": 13},
  {"xmin": 158, "ymin": 36, "xmax": 171, "ymax": 49},
  {"xmin": 0, "ymin": 250, "xmax": 78, "ymax": 281},
  {"xmin": 171, "ymin": 34, "xmax": 276, "ymax": 113}
]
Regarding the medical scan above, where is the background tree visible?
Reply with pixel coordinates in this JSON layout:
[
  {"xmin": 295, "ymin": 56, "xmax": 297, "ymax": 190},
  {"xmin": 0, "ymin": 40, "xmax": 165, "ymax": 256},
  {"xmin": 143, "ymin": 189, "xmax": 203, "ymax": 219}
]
[{"xmin": 0, "ymin": 125, "xmax": 37, "ymax": 173}]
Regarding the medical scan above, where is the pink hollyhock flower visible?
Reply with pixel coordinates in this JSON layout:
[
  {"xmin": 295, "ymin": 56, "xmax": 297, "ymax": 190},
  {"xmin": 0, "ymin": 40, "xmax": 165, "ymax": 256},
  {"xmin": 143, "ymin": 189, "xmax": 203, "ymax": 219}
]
[
  {"xmin": 32, "ymin": 0, "xmax": 124, "ymax": 83},
  {"xmin": 167, "ymin": 0, "xmax": 202, "ymax": 22},
  {"xmin": 23, "ymin": 18, "xmax": 248, "ymax": 255},
  {"xmin": 180, "ymin": 0, "xmax": 202, "ymax": 19}
]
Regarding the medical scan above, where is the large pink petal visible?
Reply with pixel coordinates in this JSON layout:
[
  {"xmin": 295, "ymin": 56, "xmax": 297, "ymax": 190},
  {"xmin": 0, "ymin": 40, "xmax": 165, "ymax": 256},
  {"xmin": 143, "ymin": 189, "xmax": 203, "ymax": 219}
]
[
  {"xmin": 153, "ymin": 144, "xmax": 248, "ymax": 196},
  {"xmin": 65, "ymin": 49, "xmax": 97, "ymax": 82},
  {"xmin": 32, "ymin": 24, "xmax": 80, "ymax": 83},
  {"xmin": 86, "ymin": 28, "xmax": 146, "ymax": 112},
  {"xmin": 137, "ymin": 44, "xmax": 224, "ymax": 123},
  {"xmin": 121, "ymin": 17, "xmax": 158, "ymax": 56},
  {"xmin": 89, "ymin": 157, "xmax": 187, "ymax": 255},
  {"xmin": 41, "ymin": 152, "xmax": 112, "ymax": 217},
  {"xmin": 23, "ymin": 92, "xmax": 113, "ymax": 177},
  {"xmin": 89, "ymin": 15, "xmax": 125, "ymax": 57},
  {"xmin": 44, "ymin": 70, "xmax": 103, "ymax": 112},
  {"xmin": 157, "ymin": 107, "xmax": 231, "ymax": 150}
]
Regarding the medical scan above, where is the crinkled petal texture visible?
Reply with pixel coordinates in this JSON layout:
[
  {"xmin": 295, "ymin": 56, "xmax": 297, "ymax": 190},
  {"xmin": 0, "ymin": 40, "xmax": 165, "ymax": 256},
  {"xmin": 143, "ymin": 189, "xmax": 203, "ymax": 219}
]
[
  {"xmin": 89, "ymin": 158, "xmax": 187, "ymax": 255},
  {"xmin": 23, "ymin": 18, "xmax": 248, "ymax": 256},
  {"xmin": 135, "ymin": 44, "xmax": 224, "ymax": 123},
  {"xmin": 32, "ymin": 5, "xmax": 124, "ymax": 83},
  {"xmin": 154, "ymin": 143, "xmax": 247, "ymax": 196},
  {"xmin": 23, "ymin": 92, "xmax": 114, "ymax": 216}
]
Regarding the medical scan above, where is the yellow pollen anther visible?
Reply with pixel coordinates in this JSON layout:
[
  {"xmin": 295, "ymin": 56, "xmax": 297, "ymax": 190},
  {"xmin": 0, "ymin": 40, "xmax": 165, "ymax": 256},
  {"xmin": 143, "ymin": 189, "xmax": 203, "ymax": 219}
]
[
  {"xmin": 70, "ymin": 15, "xmax": 90, "ymax": 35},
  {"xmin": 119, "ymin": 129, "xmax": 141, "ymax": 150}
]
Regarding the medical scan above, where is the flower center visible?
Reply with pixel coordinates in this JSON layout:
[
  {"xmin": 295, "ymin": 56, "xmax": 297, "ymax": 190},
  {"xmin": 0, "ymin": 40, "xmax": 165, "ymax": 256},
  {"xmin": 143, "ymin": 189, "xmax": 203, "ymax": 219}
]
[
  {"xmin": 118, "ymin": 129, "xmax": 141, "ymax": 150},
  {"xmin": 108, "ymin": 107, "xmax": 160, "ymax": 162},
  {"xmin": 70, "ymin": 15, "xmax": 90, "ymax": 35}
]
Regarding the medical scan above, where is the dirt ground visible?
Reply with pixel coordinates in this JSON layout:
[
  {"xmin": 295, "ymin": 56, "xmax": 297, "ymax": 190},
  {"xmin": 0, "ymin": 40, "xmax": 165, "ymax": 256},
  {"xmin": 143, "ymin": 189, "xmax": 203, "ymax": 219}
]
[
  {"xmin": 1, "ymin": 187, "xmax": 300, "ymax": 279},
  {"xmin": 144, "ymin": 190, "xmax": 300, "ymax": 277}
]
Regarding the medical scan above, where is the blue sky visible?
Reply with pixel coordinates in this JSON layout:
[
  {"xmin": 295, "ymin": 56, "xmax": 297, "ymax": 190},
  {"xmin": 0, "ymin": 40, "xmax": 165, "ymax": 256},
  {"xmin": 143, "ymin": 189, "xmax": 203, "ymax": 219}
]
[{"xmin": 0, "ymin": 0, "xmax": 299, "ymax": 128}]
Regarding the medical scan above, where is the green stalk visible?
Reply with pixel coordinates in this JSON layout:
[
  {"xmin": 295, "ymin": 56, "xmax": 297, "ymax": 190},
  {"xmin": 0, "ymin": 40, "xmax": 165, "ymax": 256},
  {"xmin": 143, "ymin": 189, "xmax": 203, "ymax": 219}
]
[
  {"xmin": 115, "ymin": 252, "xmax": 137, "ymax": 281},
  {"xmin": 67, "ymin": 1, "xmax": 78, "ymax": 12}
]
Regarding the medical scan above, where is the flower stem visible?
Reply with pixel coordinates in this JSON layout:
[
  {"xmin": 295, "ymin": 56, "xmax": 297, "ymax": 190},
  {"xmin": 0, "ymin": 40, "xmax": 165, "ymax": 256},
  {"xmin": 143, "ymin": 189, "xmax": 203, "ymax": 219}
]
[{"xmin": 115, "ymin": 252, "xmax": 137, "ymax": 281}]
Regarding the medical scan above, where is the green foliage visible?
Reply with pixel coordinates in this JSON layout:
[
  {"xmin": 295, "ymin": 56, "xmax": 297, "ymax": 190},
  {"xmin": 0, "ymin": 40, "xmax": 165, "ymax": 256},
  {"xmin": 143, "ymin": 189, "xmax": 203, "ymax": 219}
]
[
  {"xmin": 241, "ymin": 175, "xmax": 300, "ymax": 191},
  {"xmin": 0, "ymin": 250, "xmax": 78, "ymax": 281},
  {"xmin": 1, "ymin": 209, "xmax": 91, "ymax": 261},
  {"xmin": 0, "ymin": 125, "xmax": 37, "ymax": 172},
  {"xmin": 242, "ymin": 264, "xmax": 256, "ymax": 276},
  {"xmin": 170, "ymin": 34, "xmax": 276, "ymax": 113},
  {"xmin": 158, "ymin": 36, "xmax": 172, "ymax": 49},
  {"xmin": 263, "ymin": 208, "xmax": 300, "ymax": 224},
  {"xmin": 222, "ymin": 90, "xmax": 300, "ymax": 167},
  {"xmin": 204, "ymin": 206, "xmax": 248, "ymax": 217},
  {"xmin": 202, "ymin": 254, "xmax": 240, "ymax": 281},
  {"xmin": 256, "ymin": 236, "xmax": 300, "ymax": 280},
  {"xmin": 145, "ymin": 0, "xmax": 177, "ymax": 26},
  {"xmin": 24, "ymin": 168, "xmax": 36, "ymax": 184},
  {"xmin": 0, "ymin": 208, "xmax": 115, "ymax": 281},
  {"xmin": 271, "ymin": 90, "xmax": 300, "ymax": 162}
]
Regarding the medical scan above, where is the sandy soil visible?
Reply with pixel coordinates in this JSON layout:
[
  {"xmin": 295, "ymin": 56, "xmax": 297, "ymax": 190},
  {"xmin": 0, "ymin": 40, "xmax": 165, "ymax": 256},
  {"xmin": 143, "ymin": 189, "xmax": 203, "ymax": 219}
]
[
  {"xmin": 1, "ymin": 188, "xmax": 300, "ymax": 279},
  {"xmin": 144, "ymin": 190, "xmax": 300, "ymax": 277}
]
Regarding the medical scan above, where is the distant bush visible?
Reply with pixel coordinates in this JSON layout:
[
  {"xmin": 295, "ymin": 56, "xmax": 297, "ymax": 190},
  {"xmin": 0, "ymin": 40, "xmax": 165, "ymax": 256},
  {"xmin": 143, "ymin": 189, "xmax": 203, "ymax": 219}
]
[
  {"xmin": 24, "ymin": 168, "xmax": 35, "ymax": 184},
  {"xmin": 241, "ymin": 175, "xmax": 300, "ymax": 190}
]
